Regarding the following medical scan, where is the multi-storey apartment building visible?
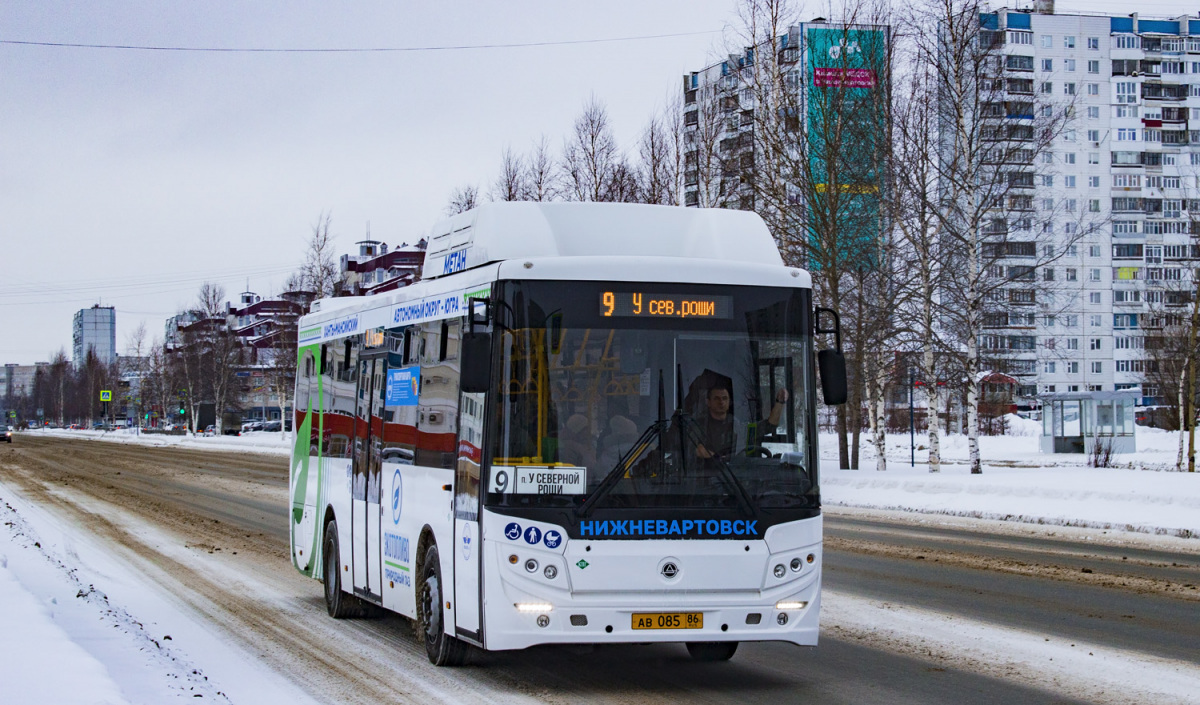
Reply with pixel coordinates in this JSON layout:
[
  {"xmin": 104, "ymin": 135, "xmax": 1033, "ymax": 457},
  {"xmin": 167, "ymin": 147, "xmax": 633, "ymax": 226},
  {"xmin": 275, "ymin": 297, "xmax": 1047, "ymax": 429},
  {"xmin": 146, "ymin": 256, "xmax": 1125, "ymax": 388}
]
[
  {"xmin": 981, "ymin": 7, "xmax": 1200, "ymax": 405},
  {"xmin": 681, "ymin": 19, "xmax": 889, "ymax": 227},
  {"xmin": 72, "ymin": 305, "xmax": 115, "ymax": 368}
]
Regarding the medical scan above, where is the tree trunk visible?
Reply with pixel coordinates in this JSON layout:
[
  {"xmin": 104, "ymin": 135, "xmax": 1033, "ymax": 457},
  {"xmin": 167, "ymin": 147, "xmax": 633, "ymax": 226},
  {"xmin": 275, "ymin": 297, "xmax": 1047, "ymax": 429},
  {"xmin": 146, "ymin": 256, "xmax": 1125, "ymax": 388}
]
[
  {"xmin": 922, "ymin": 273, "xmax": 941, "ymax": 473},
  {"xmin": 966, "ymin": 328, "xmax": 982, "ymax": 474}
]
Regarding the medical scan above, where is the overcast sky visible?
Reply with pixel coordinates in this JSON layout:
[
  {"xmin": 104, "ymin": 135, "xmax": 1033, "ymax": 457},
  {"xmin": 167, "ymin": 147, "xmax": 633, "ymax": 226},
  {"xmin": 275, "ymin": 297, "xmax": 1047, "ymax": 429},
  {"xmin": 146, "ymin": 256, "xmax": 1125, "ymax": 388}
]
[{"xmin": 2, "ymin": 0, "xmax": 1196, "ymax": 363}]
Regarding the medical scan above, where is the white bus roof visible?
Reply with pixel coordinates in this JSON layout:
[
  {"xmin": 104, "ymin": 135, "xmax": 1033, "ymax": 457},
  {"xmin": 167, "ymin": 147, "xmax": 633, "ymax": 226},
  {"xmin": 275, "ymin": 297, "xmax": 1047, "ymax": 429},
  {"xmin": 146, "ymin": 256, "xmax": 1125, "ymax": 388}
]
[
  {"xmin": 422, "ymin": 202, "xmax": 784, "ymax": 280},
  {"xmin": 300, "ymin": 204, "xmax": 810, "ymax": 344}
]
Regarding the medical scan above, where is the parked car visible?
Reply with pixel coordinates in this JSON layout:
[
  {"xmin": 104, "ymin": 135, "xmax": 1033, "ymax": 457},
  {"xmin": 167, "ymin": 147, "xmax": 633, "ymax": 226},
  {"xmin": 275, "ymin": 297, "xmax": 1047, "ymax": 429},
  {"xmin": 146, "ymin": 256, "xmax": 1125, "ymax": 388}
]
[
  {"xmin": 264, "ymin": 420, "xmax": 282, "ymax": 432},
  {"xmin": 203, "ymin": 425, "xmax": 216, "ymax": 437},
  {"xmin": 5, "ymin": 426, "xmax": 12, "ymax": 443}
]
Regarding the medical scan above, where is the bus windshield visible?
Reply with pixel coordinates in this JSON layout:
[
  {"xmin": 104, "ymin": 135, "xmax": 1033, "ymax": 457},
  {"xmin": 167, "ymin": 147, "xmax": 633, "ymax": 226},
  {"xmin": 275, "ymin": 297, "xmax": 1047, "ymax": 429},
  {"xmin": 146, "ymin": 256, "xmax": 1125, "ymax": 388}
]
[{"xmin": 484, "ymin": 280, "xmax": 817, "ymax": 518}]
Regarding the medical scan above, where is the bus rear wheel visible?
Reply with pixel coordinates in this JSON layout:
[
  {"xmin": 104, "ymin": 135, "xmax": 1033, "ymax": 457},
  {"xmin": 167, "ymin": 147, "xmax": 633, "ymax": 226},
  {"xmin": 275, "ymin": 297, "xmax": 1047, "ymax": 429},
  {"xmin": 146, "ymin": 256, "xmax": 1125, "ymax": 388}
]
[
  {"xmin": 323, "ymin": 520, "xmax": 368, "ymax": 618},
  {"xmin": 686, "ymin": 641, "xmax": 739, "ymax": 661},
  {"xmin": 419, "ymin": 544, "xmax": 469, "ymax": 666}
]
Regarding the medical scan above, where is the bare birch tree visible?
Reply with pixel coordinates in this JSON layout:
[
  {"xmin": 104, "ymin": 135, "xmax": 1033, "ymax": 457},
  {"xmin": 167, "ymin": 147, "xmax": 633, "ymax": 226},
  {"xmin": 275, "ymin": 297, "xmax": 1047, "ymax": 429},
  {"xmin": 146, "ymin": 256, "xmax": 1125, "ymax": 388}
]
[
  {"xmin": 445, "ymin": 184, "xmax": 479, "ymax": 215},
  {"xmin": 490, "ymin": 147, "xmax": 527, "ymax": 202},
  {"xmin": 562, "ymin": 97, "xmax": 626, "ymax": 202},
  {"xmin": 913, "ymin": 0, "xmax": 1078, "ymax": 472},
  {"xmin": 300, "ymin": 213, "xmax": 342, "ymax": 298},
  {"xmin": 524, "ymin": 135, "xmax": 559, "ymax": 201}
]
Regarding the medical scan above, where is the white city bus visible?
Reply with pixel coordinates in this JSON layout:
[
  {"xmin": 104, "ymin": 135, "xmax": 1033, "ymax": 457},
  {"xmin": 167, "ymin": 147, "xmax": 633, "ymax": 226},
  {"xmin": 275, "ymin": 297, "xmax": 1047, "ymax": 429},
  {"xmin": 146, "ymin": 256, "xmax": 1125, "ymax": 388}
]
[{"xmin": 289, "ymin": 202, "xmax": 847, "ymax": 665}]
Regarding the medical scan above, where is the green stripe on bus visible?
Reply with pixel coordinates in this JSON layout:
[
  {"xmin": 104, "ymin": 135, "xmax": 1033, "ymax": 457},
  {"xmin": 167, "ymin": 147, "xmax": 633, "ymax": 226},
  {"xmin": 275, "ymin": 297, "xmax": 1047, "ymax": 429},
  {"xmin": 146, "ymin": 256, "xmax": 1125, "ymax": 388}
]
[{"xmin": 384, "ymin": 561, "xmax": 411, "ymax": 572}]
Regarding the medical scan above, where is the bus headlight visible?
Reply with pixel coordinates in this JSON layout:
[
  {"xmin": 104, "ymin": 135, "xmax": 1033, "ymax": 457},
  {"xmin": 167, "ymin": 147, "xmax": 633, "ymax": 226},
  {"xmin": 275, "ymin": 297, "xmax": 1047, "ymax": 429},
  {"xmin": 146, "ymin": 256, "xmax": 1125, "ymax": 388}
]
[
  {"xmin": 790, "ymin": 557, "xmax": 803, "ymax": 572},
  {"xmin": 544, "ymin": 565, "xmax": 558, "ymax": 580},
  {"xmin": 773, "ymin": 564, "xmax": 786, "ymax": 578},
  {"xmin": 775, "ymin": 601, "xmax": 808, "ymax": 610},
  {"xmin": 515, "ymin": 602, "xmax": 553, "ymax": 613}
]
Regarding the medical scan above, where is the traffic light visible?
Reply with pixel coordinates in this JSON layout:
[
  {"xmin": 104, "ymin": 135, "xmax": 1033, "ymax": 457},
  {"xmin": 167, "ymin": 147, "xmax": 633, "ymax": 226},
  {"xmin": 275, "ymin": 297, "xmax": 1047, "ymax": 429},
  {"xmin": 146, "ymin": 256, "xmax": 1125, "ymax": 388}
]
[{"xmin": 179, "ymin": 407, "xmax": 186, "ymax": 415}]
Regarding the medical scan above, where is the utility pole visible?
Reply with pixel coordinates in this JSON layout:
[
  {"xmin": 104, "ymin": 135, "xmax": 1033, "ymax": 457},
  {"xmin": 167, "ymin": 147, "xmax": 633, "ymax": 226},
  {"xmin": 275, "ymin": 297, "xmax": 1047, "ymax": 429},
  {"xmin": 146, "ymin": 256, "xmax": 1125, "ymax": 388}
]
[{"xmin": 909, "ymin": 367, "xmax": 916, "ymax": 468}]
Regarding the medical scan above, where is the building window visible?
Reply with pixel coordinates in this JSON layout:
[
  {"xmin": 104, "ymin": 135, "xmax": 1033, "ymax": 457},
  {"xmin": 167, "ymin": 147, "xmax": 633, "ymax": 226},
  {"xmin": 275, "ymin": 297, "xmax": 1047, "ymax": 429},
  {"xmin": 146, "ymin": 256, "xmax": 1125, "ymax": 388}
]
[
  {"xmin": 1087, "ymin": 83, "xmax": 1099, "ymax": 95},
  {"xmin": 1088, "ymin": 152, "xmax": 1099, "ymax": 163},
  {"xmin": 1088, "ymin": 37, "xmax": 1099, "ymax": 50},
  {"xmin": 1091, "ymin": 361, "xmax": 1103, "ymax": 374},
  {"xmin": 1042, "ymin": 175, "xmax": 1053, "ymax": 187},
  {"xmin": 1090, "ymin": 314, "xmax": 1103, "ymax": 327},
  {"xmin": 1064, "ymin": 83, "xmax": 1076, "ymax": 96},
  {"xmin": 1064, "ymin": 36, "xmax": 1076, "ymax": 49},
  {"xmin": 1066, "ymin": 268, "xmax": 1078, "ymax": 281},
  {"xmin": 1065, "ymin": 59, "xmax": 1077, "ymax": 72},
  {"xmin": 1064, "ymin": 152, "xmax": 1076, "ymax": 164},
  {"xmin": 1090, "ymin": 337, "xmax": 1101, "ymax": 350},
  {"xmin": 1044, "ymin": 361, "xmax": 1057, "ymax": 373},
  {"xmin": 1041, "ymin": 58, "xmax": 1053, "ymax": 72},
  {"xmin": 1087, "ymin": 130, "xmax": 1100, "ymax": 142},
  {"xmin": 1042, "ymin": 35, "xmax": 1053, "ymax": 48},
  {"xmin": 1065, "ymin": 315, "xmax": 1079, "ymax": 327},
  {"xmin": 1089, "ymin": 244, "xmax": 1101, "ymax": 257},
  {"xmin": 1089, "ymin": 176, "xmax": 1100, "ymax": 188},
  {"xmin": 1087, "ymin": 106, "xmax": 1100, "ymax": 119},
  {"xmin": 1089, "ymin": 268, "xmax": 1101, "ymax": 281},
  {"xmin": 1067, "ymin": 361, "xmax": 1079, "ymax": 373},
  {"xmin": 1065, "ymin": 176, "xmax": 1076, "ymax": 188},
  {"xmin": 1088, "ymin": 60, "xmax": 1100, "ymax": 73},
  {"xmin": 1041, "ymin": 82, "xmax": 1053, "ymax": 94}
]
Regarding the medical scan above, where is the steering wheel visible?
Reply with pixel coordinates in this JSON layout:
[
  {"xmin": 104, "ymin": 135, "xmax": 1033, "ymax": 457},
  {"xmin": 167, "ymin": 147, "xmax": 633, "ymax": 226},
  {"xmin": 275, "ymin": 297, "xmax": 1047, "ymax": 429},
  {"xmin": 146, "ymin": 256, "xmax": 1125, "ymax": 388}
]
[{"xmin": 746, "ymin": 446, "xmax": 774, "ymax": 459}]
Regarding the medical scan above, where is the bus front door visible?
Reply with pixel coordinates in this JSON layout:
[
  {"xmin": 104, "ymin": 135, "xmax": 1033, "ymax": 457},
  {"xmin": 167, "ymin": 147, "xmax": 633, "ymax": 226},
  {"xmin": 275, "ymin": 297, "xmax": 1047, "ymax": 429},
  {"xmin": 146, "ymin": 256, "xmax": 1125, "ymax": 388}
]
[
  {"xmin": 453, "ymin": 390, "xmax": 486, "ymax": 642},
  {"xmin": 352, "ymin": 355, "xmax": 385, "ymax": 602}
]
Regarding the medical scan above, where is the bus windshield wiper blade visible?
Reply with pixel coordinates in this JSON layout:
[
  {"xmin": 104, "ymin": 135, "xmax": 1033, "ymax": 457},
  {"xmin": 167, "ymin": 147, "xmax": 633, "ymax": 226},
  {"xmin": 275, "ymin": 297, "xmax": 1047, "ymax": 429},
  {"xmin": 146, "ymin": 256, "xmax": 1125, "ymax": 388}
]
[
  {"xmin": 674, "ymin": 413, "xmax": 757, "ymax": 516},
  {"xmin": 576, "ymin": 420, "xmax": 667, "ymax": 517}
]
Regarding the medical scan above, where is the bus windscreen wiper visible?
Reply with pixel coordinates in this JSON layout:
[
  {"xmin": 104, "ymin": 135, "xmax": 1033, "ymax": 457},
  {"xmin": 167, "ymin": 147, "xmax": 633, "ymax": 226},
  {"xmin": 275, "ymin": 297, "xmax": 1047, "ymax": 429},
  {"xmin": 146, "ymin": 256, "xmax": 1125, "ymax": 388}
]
[
  {"xmin": 578, "ymin": 371, "xmax": 669, "ymax": 517},
  {"xmin": 671, "ymin": 412, "xmax": 756, "ymax": 516}
]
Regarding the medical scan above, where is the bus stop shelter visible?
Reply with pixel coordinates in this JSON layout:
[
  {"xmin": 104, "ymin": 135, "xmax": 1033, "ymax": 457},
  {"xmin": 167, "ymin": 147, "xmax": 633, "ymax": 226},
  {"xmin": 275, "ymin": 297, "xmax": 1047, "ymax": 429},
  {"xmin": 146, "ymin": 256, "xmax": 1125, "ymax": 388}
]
[{"xmin": 1039, "ymin": 390, "xmax": 1138, "ymax": 454}]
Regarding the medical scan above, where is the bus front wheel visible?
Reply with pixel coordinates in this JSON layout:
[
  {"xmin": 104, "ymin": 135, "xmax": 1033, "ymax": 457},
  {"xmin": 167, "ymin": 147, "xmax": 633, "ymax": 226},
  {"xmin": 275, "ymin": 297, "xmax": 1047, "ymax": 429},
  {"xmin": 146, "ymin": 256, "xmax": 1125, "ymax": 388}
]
[
  {"xmin": 323, "ymin": 520, "xmax": 367, "ymax": 618},
  {"xmin": 686, "ymin": 641, "xmax": 739, "ymax": 661},
  {"xmin": 419, "ymin": 544, "xmax": 469, "ymax": 666}
]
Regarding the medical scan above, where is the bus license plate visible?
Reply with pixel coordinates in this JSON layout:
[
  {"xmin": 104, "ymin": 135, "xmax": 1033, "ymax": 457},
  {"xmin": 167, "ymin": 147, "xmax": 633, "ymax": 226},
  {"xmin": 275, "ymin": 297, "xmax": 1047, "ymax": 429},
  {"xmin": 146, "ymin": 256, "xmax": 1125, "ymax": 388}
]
[{"xmin": 631, "ymin": 612, "xmax": 703, "ymax": 630}]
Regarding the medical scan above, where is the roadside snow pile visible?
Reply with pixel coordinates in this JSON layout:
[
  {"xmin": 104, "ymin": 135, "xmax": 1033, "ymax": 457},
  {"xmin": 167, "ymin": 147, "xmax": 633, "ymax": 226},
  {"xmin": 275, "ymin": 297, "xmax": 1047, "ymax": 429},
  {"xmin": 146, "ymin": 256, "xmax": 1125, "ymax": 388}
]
[
  {"xmin": 0, "ymin": 496, "xmax": 232, "ymax": 704},
  {"xmin": 0, "ymin": 555, "xmax": 130, "ymax": 705},
  {"xmin": 33, "ymin": 428, "xmax": 291, "ymax": 457},
  {"xmin": 822, "ymin": 424, "xmax": 1185, "ymax": 470},
  {"xmin": 1003, "ymin": 413, "xmax": 1041, "ymax": 437},
  {"xmin": 821, "ymin": 463, "xmax": 1200, "ymax": 538}
]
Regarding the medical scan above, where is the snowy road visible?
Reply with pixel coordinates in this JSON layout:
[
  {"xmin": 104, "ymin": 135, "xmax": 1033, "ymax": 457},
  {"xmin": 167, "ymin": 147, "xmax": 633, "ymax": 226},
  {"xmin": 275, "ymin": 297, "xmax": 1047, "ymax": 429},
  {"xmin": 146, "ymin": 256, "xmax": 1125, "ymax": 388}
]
[{"xmin": 3, "ymin": 435, "xmax": 1199, "ymax": 704}]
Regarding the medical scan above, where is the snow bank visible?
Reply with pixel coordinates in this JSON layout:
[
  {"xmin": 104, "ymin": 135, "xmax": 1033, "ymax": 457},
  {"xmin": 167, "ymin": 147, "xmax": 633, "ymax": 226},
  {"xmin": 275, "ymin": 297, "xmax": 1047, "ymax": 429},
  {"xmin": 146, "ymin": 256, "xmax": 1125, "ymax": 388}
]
[
  {"xmin": 0, "ymin": 556, "xmax": 130, "ymax": 705},
  {"xmin": 31, "ymin": 428, "xmax": 291, "ymax": 457},
  {"xmin": 820, "ymin": 425, "xmax": 1200, "ymax": 537}
]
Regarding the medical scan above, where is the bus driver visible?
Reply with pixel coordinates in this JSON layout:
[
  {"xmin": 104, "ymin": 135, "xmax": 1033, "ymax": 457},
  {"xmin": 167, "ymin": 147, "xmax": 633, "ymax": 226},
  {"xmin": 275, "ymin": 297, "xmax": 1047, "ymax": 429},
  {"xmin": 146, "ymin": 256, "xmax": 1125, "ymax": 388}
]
[{"xmin": 695, "ymin": 385, "xmax": 788, "ymax": 460}]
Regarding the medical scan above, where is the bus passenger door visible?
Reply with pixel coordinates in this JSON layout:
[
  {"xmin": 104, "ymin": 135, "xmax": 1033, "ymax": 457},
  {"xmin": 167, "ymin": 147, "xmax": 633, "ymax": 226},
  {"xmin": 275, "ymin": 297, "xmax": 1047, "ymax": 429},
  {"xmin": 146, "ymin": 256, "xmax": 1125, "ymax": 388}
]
[
  {"xmin": 453, "ymin": 390, "xmax": 485, "ymax": 640},
  {"xmin": 453, "ymin": 313, "xmax": 488, "ymax": 642},
  {"xmin": 352, "ymin": 355, "xmax": 384, "ymax": 602}
]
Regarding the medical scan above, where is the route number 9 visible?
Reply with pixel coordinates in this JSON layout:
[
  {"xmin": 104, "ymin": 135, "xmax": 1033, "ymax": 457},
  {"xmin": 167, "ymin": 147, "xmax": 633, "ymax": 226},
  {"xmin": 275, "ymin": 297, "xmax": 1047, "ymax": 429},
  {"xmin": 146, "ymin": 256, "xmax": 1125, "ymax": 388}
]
[
  {"xmin": 602, "ymin": 292, "xmax": 614, "ymax": 317},
  {"xmin": 491, "ymin": 469, "xmax": 510, "ymax": 494}
]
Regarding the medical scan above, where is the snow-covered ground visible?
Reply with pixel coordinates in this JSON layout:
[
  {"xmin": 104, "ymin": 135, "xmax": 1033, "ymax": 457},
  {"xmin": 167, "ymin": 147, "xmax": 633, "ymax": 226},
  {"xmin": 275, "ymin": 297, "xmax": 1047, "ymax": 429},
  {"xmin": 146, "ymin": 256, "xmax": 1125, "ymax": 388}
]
[
  {"xmin": 0, "ymin": 488, "xmax": 318, "ymax": 705},
  {"xmin": 821, "ymin": 422, "xmax": 1200, "ymax": 538},
  {"xmin": 31, "ymin": 427, "xmax": 292, "ymax": 456},
  {"xmin": 3, "ymin": 422, "xmax": 1199, "ymax": 703}
]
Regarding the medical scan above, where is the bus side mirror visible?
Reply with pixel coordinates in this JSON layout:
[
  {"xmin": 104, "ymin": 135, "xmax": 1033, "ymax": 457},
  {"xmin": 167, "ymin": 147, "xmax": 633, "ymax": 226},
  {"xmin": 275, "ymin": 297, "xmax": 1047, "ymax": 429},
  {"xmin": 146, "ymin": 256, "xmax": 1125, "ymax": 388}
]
[
  {"xmin": 460, "ymin": 332, "xmax": 492, "ymax": 394},
  {"xmin": 818, "ymin": 349, "xmax": 848, "ymax": 406}
]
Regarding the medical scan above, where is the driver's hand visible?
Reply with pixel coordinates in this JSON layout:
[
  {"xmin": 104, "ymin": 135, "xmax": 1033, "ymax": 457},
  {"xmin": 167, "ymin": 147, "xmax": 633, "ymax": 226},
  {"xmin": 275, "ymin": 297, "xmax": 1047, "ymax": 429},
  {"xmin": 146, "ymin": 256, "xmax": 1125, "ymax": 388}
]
[
  {"xmin": 696, "ymin": 444, "xmax": 713, "ymax": 459},
  {"xmin": 775, "ymin": 388, "xmax": 789, "ymax": 404}
]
